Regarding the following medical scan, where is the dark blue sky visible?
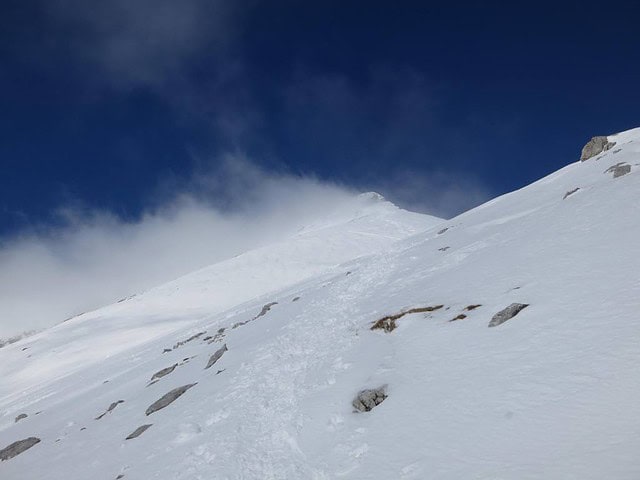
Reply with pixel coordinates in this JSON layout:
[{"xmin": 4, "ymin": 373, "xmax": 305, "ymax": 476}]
[{"xmin": 1, "ymin": 0, "xmax": 639, "ymax": 233}]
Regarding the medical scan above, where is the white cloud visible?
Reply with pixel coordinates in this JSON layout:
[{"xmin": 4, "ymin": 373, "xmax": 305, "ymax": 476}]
[{"xmin": 0, "ymin": 155, "xmax": 357, "ymax": 338}]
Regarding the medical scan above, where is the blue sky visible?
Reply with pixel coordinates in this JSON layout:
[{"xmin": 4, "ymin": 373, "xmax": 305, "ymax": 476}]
[{"xmin": 2, "ymin": 1, "xmax": 639, "ymax": 234}]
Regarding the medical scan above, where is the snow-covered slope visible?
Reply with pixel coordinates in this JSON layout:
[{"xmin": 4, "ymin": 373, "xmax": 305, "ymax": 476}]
[{"xmin": 2, "ymin": 128, "xmax": 640, "ymax": 479}]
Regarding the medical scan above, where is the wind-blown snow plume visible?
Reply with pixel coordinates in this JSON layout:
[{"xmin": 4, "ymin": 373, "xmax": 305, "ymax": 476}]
[{"xmin": 0, "ymin": 157, "xmax": 357, "ymax": 338}]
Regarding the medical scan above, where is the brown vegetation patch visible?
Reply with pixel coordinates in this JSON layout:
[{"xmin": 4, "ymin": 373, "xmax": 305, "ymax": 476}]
[{"xmin": 371, "ymin": 305, "xmax": 444, "ymax": 332}]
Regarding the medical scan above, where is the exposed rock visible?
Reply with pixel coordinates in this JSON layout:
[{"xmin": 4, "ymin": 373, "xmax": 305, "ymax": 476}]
[
  {"xmin": 172, "ymin": 331, "xmax": 205, "ymax": 350},
  {"xmin": 205, "ymin": 344, "xmax": 228, "ymax": 370},
  {"xmin": 125, "ymin": 424, "xmax": 152, "ymax": 440},
  {"xmin": 96, "ymin": 400, "xmax": 124, "ymax": 420},
  {"xmin": 371, "ymin": 305, "xmax": 443, "ymax": 332},
  {"xmin": 207, "ymin": 327, "xmax": 226, "ymax": 344},
  {"xmin": 580, "ymin": 136, "xmax": 616, "ymax": 161},
  {"xmin": 352, "ymin": 386, "xmax": 387, "ymax": 412},
  {"xmin": 150, "ymin": 364, "xmax": 178, "ymax": 382},
  {"xmin": 605, "ymin": 162, "xmax": 631, "ymax": 178},
  {"xmin": 464, "ymin": 304, "xmax": 482, "ymax": 311},
  {"xmin": 0, "ymin": 437, "xmax": 41, "ymax": 461},
  {"xmin": 292, "ymin": 296, "xmax": 301, "ymax": 302},
  {"xmin": 255, "ymin": 302, "xmax": 278, "ymax": 319},
  {"xmin": 162, "ymin": 348, "xmax": 172, "ymax": 353},
  {"xmin": 449, "ymin": 314, "xmax": 467, "ymax": 322},
  {"xmin": 14, "ymin": 413, "xmax": 28, "ymax": 423},
  {"xmin": 437, "ymin": 227, "xmax": 449, "ymax": 235},
  {"xmin": 438, "ymin": 246, "xmax": 450, "ymax": 252},
  {"xmin": 488, "ymin": 303, "xmax": 529, "ymax": 327},
  {"xmin": 145, "ymin": 384, "xmax": 197, "ymax": 416},
  {"xmin": 233, "ymin": 302, "xmax": 278, "ymax": 329},
  {"xmin": 563, "ymin": 187, "xmax": 580, "ymax": 199}
]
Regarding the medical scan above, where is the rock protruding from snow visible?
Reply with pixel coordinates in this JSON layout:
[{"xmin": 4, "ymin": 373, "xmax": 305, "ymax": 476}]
[
  {"xmin": 205, "ymin": 344, "xmax": 228, "ymax": 370},
  {"xmin": 0, "ymin": 437, "xmax": 41, "ymax": 461},
  {"xmin": 353, "ymin": 386, "xmax": 388, "ymax": 412},
  {"xmin": 605, "ymin": 163, "xmax": 631, "ymax": 178},
  {"xmin": 488, "ymin": 303, "xmax": 529, "ymax": 327},
  {"xmin": 96, "ymin": 400, "xmax": 124, "ymax": 420},
  {"xmin": 150, "ymin": 364, "xmax": 178, "ymax": 383},
  {"xmin": 145, "ymin": 384, "xmax": 197, "ymax": 416},
  {"xmin": 126, "ymin": 424, "xmax": 152, "ymax": 440},
  {"xmin": 14, "ymin": 413, "xmax": 27, "ymax": 423},
  {"xmin": 580, "ymin": 136, "xmax": 616, "ymax": 161}
]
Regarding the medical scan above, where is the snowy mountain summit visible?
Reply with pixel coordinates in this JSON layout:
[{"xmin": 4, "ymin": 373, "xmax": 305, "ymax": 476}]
[{"xmin": 2, "ymin": 128, "xmax": 640, "ymax": 479}]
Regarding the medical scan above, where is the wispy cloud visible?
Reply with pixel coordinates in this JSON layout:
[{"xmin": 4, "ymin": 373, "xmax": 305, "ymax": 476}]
[
  {"xmin": 44, "ymin": 0, "xmax": 245, "ymax": 89},
  {"xmin": 0, "ymin": 155, "xmax": 357, "ymax": 338}
]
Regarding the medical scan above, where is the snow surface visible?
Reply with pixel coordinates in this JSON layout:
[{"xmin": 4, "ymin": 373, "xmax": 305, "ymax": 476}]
[{"xmin": 2, "ymin": 128, "xmax": 640, "ymax": 479}]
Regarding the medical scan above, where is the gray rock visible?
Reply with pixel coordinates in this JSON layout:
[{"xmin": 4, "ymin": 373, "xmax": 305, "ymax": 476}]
[
  {"xmin": 125, "ymin": 424, "xmax": 152, "ymax": 440},
  {"xmin": 563, "ymin": 187, "xmax": 580, "ymax": 199},
  {"xmin": 352, "ymin": 386, "xmax": 388, "ymax": 412},
  {"xmin": 14, "ymin": 413, "xmax": 27, "ymax": 423},
  {"xmin": 0, "ymin": 437, "xmax": 41, "ymax": 461},
  {"xmin": 150, "ymin": 363, "xmax": 178, "ymax": 382},
  {"xmin": 489, "ymin": 303, "xmax": 529, "ymax": 327},
  {"xmin": 605, "ymin": 162, "xmax": 631, "ymax": 178},
  {"xmin": 205, "ymin": 344, "xmax": 228, "ymax": 370},
  {"xmin": 580, "ymin": 136, "xmax": 616, "ymax": 161},
  {"xmin": 96, "ymin": 400, "xmax": 124, "ymax": 420},
  {"xmin": 145, "ymin": 383, "xmax": 197, "ymax": 416}
]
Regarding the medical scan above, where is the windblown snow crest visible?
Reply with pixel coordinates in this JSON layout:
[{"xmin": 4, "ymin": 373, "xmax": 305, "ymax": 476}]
[{"xmin": 2, "ymin": 127, "xmax": 640, "ymax": 479}]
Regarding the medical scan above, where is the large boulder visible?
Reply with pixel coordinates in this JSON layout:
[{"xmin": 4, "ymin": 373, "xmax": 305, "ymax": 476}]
[{"xmin": 580, "ymin": 136, "xmax": 616, "ymax": 161}]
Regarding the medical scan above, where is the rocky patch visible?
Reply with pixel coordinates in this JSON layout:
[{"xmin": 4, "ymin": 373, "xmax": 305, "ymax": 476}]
[
  {"xmin": 464, "ymin": 304, "xmax": 482, "ymax": 311},
  {"xmin": 437, "ymin": 227, "xmax": 449, "ymax": 235},
  {"xmin": 206, "ymin": 328, "xmax": 226, "ymax": 344},
  {"xmin": 449, "ymin": 314, "xmax": 467, "ymax": 322},
  {"xmin": 353, "ymin": 386, "xmax": 387, "ymax": 412},
  {"xmin": 232, "ymin": 302, "xmax": 278, "ymax": 329},
  {"xmin": 172, "ymin": 332, "xmax": 206, "ymax": 350},
  {"xmin": 96, "ymin": 400, "xmax": 124, "ymax": 420},
  {"xmin": 205, "ymin": 344, "xmax": 228, "ymax": 370},
  {"xmin": 580, "ymin": 136, "xmax": 616, "ymax": 161},
  {"xmin": 146, "ymin": 384, "xmax": 197, "ymax": 416},
  {"xmin": 489, "ymin": 303, "xmax": 529, "ymax": 327},
  {"xmin": 125, "ymin": 424, "xmax": 152, "ymax": 440},
  {"xmin": 0, "ymin": 437, "xmax": 41, "ymax": 461},
  {"xmin": 371, "ymin": 305, "xmax": 444, "ymax": 332},
  {"xmin": 605, "ymin": 162, "xmax": 631, "ymax": 178}
]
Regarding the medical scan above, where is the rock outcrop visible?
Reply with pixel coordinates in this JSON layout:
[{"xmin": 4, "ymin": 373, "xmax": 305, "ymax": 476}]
[
  {"xmin": 353, "ymin": 386, "xmax": 388, "ymax": 412},
  {"xmin": 580, "ymin": 136, "xmax": 616, "ymax": 161},
  {"xmin": 0, "ymin": 437, "xmax": 41, "ymax": 461},
  {"xmin": 488, "ymin": 303, "xmax": 529, "ymax": 327}
]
